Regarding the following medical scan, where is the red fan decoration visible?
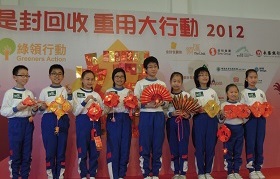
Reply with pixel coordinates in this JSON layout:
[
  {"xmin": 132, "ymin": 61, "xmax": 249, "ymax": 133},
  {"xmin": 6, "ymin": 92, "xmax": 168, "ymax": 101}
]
[
  {"xmin": 104, "ymin": 92, "xmax": 120, "ymax": 108},
  {"xmin": 124, "ymin": 94, "xmax": 138, "ymax": 116},
  {"xmin": 22, "ymin": 96, "xmax": 36, "ymax": 106},
  {"xmin": 237, "ymin": 104, "xmax": 251, "ymax": 118},
  {"xmin": 262, "ymin": 102, "xmax": 272, "ymax": 118},
  {"xmin": 224, "ymin": 105, "xmax": 238, "ymax": 119},
  {"xmin": 217, "ymin": 124, "xmax": 231, "ymax": 142},
  {"xmin": 250, "ymin": 101, "xmax": 265, "ymax": 118},
  {"xmin": 172, "ymin": 94, "xmax": 201, "ymax": 114},
  {"xmin": 87, "ymin": 102, "xmax": 103, "ymax": 121},
  {"xmin": 140, "ymin": 84, "xmax": 172, "ymax": 105}
]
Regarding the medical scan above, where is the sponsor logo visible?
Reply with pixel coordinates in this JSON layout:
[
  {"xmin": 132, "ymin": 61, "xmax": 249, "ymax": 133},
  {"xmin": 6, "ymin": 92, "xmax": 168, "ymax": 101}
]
[
  {"xmin": 0, "ymin": 38, "xmax": 16, "ymax": 60},
  {"xmin": 235, "ymin": 46, "xmax": 253, "ymax": 57},
  {"xmin": 232, "ymin": 77, "xmax": 243, "ymax": 86},
  {"xmin": 211, "ymin": 78, "xmax": 223, "ymax": 86},
  {"xmin": 254, "ymin": 67, "xmax": 267, "ymax": 72},
  {"xmin": 209, "ymin": 47, "xmax": 231, "ymax": 56},
  {"xmin": 186, "ymin": 44, "xmax": 206, "ymax": 55},
  {"xmin": 77, "ymin": 93, "xmax": 86, "ymax": 98},
  {"xmin": 166, "ymin": 42, "xmax": 182, "ymax": 54},
  {"xmin": 216, "ymin": 67, "xmax": 246, "ymax": 72},
  {"xmin": 256, "ymin": 50, "xmax": 280, "ymax": 58}
]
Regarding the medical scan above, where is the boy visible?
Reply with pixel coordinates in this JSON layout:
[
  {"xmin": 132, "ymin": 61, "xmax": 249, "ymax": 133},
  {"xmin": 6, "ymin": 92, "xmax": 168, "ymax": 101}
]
[
  {"xmin": 1, "ymin": 65, "xmax": 38, "ymax": 179},
  {"xmin": 134, "ymin": 56, "xmax": 168, "ymax": 179},
  {"xmin": 39, "ymin": 64, "xmax": 72, "ymax": 179}
]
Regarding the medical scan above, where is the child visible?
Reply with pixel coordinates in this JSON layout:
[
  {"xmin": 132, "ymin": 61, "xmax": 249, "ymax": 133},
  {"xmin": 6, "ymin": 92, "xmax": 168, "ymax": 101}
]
[
  {"xmin": 134, "ymin": 56, "xmax": 168, "ymax": 179},
  {"xmin": 105, "ymin": 68, "xmax": 132, "ymax": 179},
  {"xmin": 220, "ymin": 84, "xmax": 244, "ymax": 179},
  {"xmin": 39, "ymin": 64, "xmax": 72, "ymax": 179},
  {"xmin": 72, "ymin": 70, "xmax": 104, "ymax": 179},
  {"xmin": 1, "ymin": 65, "xmax": 38, "ymax": 179},
  {"xmin": 240, "ymin": 69, "xmax": 267, "ymax": 179},
  {"xmin": 166, "ymin": 72, "xmax": 191, "ymax": 179},
  {"xmin": 190, "ymin": 66, "xmax": 219, "ymax": 179}
]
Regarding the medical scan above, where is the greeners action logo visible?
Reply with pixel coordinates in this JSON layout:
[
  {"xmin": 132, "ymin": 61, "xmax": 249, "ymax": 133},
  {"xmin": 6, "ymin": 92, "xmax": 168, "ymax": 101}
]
[{"xmin": 0, "ymin": 38, "xmax": 16, "ymax": 61}]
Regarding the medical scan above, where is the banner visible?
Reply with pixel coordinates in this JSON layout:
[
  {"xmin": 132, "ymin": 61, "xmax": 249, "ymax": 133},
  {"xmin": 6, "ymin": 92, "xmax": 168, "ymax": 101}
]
[{"xmin": 0, "ymin": 6, "xmax": 280, "ymax": 178}]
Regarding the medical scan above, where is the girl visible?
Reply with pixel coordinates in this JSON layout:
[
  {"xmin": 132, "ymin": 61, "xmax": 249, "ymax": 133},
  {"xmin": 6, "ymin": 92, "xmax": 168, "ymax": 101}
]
[
  {"xmin": 190, "ymin": 66, "xmax": 220, "ymax": 179},
  {"xmin": 166, "ymin": 72, "xmax": 191, "ymax": 179},
  {"xmin": 240, "ymin": 69, "xmax": 267, "ymax": 179},
  {"xmin": 72, "ymin": 70, "xmax": 104, "ymax": 179},
  {"xmin": 220, "ymin": 84, "xmax": 244, "ymax": 179},
  {"xmin": 105, "ymin": 68, "xmax": 132, "ymax": 179}
]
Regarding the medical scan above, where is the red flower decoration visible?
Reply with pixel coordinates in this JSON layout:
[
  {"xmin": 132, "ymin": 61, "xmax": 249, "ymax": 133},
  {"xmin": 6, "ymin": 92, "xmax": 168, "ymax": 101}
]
[
  {"xmin": 22, "ymin": 96, "xmax": 36, "ymax": 106},
  {"xmin": 237, "ymin": 104, "xmax": 251, "ymax": 118},
  {"xmin": 250, "ymin": 102, "xmax": 265, "ymax": 118},
  {"xmin": 217, "ymin": 124, "xmax": 231, "ymax": 142},
  {"xmin": 262, "ymin": 102, "xmax": 272, "ymax": 118},
  {"xmin": 87, "ymin": 102, "xmax": 103, "ymax": 121},
  {"xmin": 140, "ymin": 84, "xmax": 172, "ymax": 105},
  {"xmin": 224, "ymin": 105, "xmax": 238, "ymax": 119},
  {"xmin": 104, "ymin": 92, "xmax": 120, "ymax": 108}
]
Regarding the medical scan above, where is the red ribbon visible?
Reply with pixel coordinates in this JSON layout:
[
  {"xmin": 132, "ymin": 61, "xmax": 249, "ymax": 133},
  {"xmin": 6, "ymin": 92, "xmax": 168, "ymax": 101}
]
[{"xmin": 175, "ymin": 115, "xmax": 184, "ymax": 141}]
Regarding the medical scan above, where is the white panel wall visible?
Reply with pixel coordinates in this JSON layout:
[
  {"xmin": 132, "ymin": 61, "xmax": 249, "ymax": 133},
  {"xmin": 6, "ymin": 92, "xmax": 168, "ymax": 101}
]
[{"xmin": 1, "ymin": 0, "xmax": 280, "ymax": 19}]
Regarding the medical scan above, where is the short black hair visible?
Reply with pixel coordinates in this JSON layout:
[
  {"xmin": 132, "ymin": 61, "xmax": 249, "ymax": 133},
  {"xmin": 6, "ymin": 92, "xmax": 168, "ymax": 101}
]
[
  {"xmin": 143, "ymin": 56, "xmax": 159, "ymax": 69},
  {"xmin": 49, "ymin": 64, "xmax": 64, "ymax": 75},
  {"xmin": 193, "ymin": 66, "xmax": 211, "ymax": 88},
  {"xmin": 13, "ymin": 65, "xmax": 28, "ymax": 75},
  {"xmin": 81, "ymin": 70, "xmax": 95, "ymax": 79},
  {"xmin": 112, "ymin": 68, "xmax": 126, "ymax": 87}
]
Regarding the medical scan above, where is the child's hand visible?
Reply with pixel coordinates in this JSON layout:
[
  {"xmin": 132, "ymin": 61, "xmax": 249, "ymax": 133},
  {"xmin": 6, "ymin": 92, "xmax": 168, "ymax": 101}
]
[
  {"xmin": 171, "ymin": 110, "xmax": 181, "ymax": 116},
  {"xmin": 85, "ymin": 95, "xmax": 96, "ymax": 103},
  {"xmin": 17, "ymin": 102, "xmax": 28, "ymax": 111},
  {"xmin": 182, "ymin": 112, "xmax": 191, "ymax": 119},
  {"xmin": 145, "ymin": 101, "xmax": 156, "ymax": 108},
  {"xmin": 65, "ymin": 84, "xmax": 72, "ymax": 94},
  {"xmin": 40, "ymin": 102, "xmax": 48, "ymax": 110},
  {"xmin": 31, "ymin": 103, "xmax": 39, "ymax": 111}
]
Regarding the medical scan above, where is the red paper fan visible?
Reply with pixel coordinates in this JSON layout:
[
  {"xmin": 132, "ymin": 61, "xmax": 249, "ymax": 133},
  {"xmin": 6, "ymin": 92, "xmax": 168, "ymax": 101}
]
[
  {"xmin": 237, "ymin": 104, "xmax": 251, "ymax": 118},
  {"xmin": 87, "ymin": 102, "xmax": 103, "ymax": 121},
  {"xmin": 140, "ymin": 84, "xmax": 172, "ymax": 105},
  {"xmin": 250, "ymin": 101, "xmax": 265, "ymax": 118},
  {"xmin": 104, "ymin": 92, "xmax": 120, "ymax": 108},
  {"xmin": 262, "ymin": 102, "xmax": 272, "ymax": 118},
  {"xmin": 224, "ymin": 105, "xmax": 238, "ymax": 119},
  {"xmin": 217, "ymin": 124, "xmax": 231, "ymax": 142}
]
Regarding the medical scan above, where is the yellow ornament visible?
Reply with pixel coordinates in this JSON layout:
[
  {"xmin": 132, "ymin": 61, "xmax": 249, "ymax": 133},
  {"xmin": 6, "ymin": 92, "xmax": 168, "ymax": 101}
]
[
  {"xmin": 55, "ymin": 95, "xmax": 65, "ymax": 105},
  {"xmin": 55, "ymin": 108, "xmax": 65, "ymax": 119},
  {"xmin": 48, "ymin": 101, "xmax": 59, "ymax": 112},
  {"xmin": 62, "ymin": 100, "xmax": 71, "ymax": 112},
  {"xmin": 203, "ymin": 100, "xmax": 220, "ymax": 118}
]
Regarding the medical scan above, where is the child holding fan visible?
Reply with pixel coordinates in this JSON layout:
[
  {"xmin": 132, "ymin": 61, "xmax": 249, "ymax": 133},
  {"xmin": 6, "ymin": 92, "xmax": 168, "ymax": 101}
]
[{"xmin": 166, "ymin": 72, "xmax": 191, "ymax": 179}]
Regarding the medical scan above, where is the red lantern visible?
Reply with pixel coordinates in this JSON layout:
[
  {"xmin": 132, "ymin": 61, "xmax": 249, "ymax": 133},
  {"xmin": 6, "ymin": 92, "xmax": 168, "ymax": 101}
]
[
  {"xmin": 250, "ymin": 102, "xmax": 265, "ymax": 117},
  {"xmin": 224, "ymin": 105, "xmax": 238, "ymax": 119},
  {"xmin": 217, "ymin": 124, "xmax": 231, "ymax": 142},
  {"xmin": 237, "ymin": 104, "xmax": 251, "ymax": 118},
  {"xmin": 87, "ymin": 102, "xmax": 103, "ymax": 121},
  {"xmin": 262, "ymin": 102, "xmax": 272, "ymax": 118},
  {"xmin": 104, "ymin": 92, "xmax": 120, "ymax": 108},
  {"xmin": 124, "ymin": 94, "xmax": 138, "ymax": 116}
]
